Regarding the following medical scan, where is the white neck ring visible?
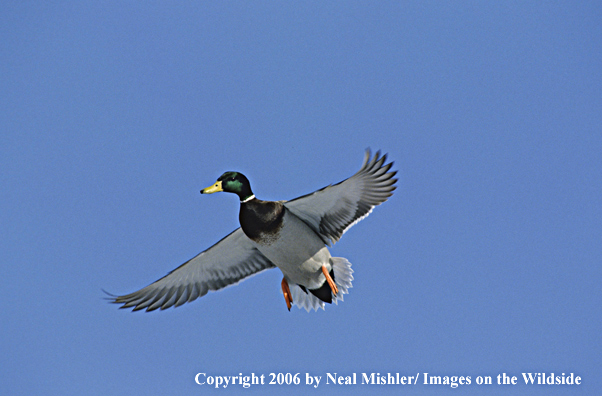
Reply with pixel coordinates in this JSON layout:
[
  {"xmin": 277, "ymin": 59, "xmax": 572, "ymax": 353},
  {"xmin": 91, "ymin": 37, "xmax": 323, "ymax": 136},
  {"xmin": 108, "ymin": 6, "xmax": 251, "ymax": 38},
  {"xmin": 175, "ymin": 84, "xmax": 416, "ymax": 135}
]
[{"xmin": 241, "ymin": 194, "xmax": 255, "ymax": 203}]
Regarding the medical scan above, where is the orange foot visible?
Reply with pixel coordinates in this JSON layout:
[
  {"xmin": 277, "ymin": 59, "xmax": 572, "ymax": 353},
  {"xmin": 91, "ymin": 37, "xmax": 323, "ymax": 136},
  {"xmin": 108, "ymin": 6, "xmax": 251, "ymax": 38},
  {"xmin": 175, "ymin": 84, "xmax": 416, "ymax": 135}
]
[
  {"xmin": 322, "ymin": 265, "xmax": 339, "ymax": 297},
  {"xmin": 281, "ymin": 277, "xmax": 293, "ymax": 311}
]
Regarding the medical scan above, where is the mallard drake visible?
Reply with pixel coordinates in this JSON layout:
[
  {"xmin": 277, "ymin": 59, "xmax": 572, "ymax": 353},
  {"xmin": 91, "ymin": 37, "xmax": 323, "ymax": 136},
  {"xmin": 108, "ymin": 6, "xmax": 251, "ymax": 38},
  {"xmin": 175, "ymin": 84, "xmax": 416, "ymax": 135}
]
[{"xmin": 110, "ymin": 150, "xmax": 397, "ymax": 312}]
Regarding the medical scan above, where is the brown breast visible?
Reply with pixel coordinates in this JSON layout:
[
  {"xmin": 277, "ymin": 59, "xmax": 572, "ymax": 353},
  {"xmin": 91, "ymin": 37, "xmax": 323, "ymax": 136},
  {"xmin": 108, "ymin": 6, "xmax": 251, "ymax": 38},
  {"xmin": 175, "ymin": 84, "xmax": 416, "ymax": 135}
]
[{"xmin": 239, "ymin": 199, "xmax": 285, "ymax": 245}]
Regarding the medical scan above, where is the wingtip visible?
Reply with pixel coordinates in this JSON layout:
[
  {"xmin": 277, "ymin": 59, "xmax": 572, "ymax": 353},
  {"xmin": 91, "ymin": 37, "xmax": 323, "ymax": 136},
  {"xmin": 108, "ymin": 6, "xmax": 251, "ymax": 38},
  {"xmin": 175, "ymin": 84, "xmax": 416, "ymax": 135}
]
[
  {"xmin": 362, "ymin": 148, "xmax": 372, "ymax": 167},
  {"xmin": 101, "ymin": 288, "xmax": 117, "ymax": 297},
  {"xmin": 101, "ymin": 288, "xmax": 122, "ymax": 304},
  {"xmin": 362, "ymin": 148, "xmax": 391, "ymax": 167}
]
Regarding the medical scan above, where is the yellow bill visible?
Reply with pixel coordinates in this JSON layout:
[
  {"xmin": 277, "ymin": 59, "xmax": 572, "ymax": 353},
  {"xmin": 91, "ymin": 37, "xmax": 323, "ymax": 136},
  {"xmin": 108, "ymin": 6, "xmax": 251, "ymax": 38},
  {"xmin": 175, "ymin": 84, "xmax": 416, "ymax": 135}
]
[{"xmin": 201, "ymin": 180, "xmax": 223, "ymax": 194}]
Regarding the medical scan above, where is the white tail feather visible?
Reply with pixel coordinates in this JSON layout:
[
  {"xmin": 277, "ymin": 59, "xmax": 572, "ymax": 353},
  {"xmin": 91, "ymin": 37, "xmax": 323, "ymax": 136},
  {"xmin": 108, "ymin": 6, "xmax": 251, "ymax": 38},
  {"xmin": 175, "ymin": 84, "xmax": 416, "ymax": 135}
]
[{"xmin": 289, "ymin": 257, "xmax": 354, "ymax": 312}]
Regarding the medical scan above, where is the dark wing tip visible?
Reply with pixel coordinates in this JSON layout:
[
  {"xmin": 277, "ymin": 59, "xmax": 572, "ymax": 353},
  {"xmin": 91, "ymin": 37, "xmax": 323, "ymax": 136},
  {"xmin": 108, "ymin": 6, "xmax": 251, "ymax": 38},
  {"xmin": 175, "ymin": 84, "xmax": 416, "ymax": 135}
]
[{"xmin": 101, "ymin": 288, "xmax": 122, "ymax": 303}]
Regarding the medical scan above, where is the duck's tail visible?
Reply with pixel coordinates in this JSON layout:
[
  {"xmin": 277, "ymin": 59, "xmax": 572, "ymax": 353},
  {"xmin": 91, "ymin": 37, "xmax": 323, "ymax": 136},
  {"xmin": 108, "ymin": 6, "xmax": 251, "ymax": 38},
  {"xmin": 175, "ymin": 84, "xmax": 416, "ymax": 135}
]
[
  {"xmin": 289, "ymin": 257, "xmax": 354, "ymax": 312},
  {"xmin": 331, "ymin": 257, "xmax": 354, "ymax": 302}
]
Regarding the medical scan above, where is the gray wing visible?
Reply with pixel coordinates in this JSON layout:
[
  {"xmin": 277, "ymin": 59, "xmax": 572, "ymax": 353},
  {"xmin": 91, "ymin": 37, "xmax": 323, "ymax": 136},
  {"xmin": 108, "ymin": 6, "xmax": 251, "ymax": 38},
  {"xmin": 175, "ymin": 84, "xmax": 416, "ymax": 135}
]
[
  {"xmin": 284, "ymin": 150, "xmax": 397, "ymax": 246},
  {"xmin": 109, "ymin": 228, "xmax": 276, "ymax": 311}
]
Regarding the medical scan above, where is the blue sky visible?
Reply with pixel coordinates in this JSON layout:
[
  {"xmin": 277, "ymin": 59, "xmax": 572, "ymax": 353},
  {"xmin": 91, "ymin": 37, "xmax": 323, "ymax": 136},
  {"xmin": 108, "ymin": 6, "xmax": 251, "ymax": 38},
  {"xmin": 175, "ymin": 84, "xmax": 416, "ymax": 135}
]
[{"xmin": 2, "ymin": 2, "xmax": 601, "ymax": 395}]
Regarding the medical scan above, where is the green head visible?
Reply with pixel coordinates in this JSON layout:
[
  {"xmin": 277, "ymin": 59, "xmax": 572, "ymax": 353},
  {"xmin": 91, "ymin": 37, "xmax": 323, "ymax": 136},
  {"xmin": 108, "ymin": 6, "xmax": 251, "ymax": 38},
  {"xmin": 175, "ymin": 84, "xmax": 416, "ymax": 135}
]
[{"xmin": 201, "ymin": 171, "xmax": 254, "ymax": 202}]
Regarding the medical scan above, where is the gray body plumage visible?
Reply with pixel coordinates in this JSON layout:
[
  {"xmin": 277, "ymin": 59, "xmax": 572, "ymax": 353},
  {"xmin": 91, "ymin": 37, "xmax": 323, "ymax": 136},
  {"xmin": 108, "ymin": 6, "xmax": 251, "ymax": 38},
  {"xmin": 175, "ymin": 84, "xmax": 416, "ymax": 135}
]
[{"xmin": 251, "ymin": 207, "xmax": 332, "ymax": 290}]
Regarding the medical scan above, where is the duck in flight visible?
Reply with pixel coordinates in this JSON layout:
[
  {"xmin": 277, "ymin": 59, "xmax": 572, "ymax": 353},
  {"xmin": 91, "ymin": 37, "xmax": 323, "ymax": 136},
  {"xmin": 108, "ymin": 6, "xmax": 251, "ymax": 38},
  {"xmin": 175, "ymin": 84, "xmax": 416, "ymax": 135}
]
[{"xmin": 109, "ymin": 150, "xmax": 397, "ymax": 312}]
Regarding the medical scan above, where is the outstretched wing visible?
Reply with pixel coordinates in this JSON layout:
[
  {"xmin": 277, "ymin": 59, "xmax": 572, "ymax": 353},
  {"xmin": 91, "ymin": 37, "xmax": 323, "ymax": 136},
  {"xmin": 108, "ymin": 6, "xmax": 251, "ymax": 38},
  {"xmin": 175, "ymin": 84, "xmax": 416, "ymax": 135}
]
[
  {"xmin": 284, "ymin": 150, "xmax": 397, "ymax": 246},
  {"xmin": 108, "ymin": 228, "xmax": 275, "ymax": 311}
]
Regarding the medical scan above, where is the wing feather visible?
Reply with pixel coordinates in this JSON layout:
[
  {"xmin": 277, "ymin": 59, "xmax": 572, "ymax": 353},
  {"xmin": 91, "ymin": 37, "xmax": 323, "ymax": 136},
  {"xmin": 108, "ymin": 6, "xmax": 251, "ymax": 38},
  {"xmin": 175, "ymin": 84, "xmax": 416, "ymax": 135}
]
[
  {"xmin": 284, "ymin": 150, "xmax": 397, "ymax": 246},
  {"xmin": 109, "ymin": 228, "xmax": 275, "ymax": 311}
]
